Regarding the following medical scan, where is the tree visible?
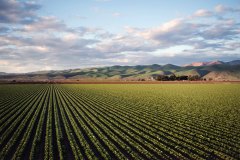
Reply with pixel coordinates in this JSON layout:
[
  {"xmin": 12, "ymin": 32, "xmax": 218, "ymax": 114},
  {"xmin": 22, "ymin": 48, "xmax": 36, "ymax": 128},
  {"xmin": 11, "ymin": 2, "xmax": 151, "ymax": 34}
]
[
  {"xmin": 169, "ymin": 74, "xmax": 176, "ymax": 81},
  {"xmin": 188, "ymin": 75, "xmax": 200, "ymax": 81},
  {"xmin": 155, "ymin": 75, "xmax": 169, "ymax": 81}
]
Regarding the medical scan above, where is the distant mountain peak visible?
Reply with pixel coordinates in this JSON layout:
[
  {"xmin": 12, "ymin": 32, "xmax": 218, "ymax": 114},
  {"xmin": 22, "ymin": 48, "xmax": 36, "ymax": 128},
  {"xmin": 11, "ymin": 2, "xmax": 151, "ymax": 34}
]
[
  {"xmin": 183, "ymin": 60, "xmax": 224, "ymax": 67},
  {"xmin": 226, "ymin": 60, "xmax": 240, "ymax": 65},
  {"xmin": 0, "ymin": 72, "xmax": 7, "ymax": 75}
]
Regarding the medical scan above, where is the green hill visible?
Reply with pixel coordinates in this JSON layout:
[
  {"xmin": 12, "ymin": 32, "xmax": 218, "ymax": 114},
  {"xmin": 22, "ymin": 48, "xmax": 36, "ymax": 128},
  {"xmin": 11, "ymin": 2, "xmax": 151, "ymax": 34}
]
[{"xmin": 1, "ymin": 60, "xmax": 240, "ymax": 81}]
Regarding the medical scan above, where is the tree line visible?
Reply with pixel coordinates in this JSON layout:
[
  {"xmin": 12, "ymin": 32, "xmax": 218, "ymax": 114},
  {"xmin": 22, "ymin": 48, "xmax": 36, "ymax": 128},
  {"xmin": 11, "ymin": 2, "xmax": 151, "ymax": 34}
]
[{"xmin": 154, "ymin": 75, "xmax": 202, "ymax": 81}]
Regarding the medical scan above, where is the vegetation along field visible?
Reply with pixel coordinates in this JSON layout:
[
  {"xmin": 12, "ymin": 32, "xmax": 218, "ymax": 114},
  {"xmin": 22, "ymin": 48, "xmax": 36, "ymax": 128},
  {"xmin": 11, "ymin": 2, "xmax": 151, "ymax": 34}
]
[{"xmin": 0, "ymin": 84, "xmax": 240, "ymax": 160}]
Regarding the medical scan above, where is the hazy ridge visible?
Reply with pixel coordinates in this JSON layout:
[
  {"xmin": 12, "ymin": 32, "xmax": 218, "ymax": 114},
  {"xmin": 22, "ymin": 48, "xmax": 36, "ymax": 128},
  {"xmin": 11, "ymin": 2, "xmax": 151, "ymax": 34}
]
[{"xmin": 1, "ymin": 60, "xmax": 240, "ymax": 81}]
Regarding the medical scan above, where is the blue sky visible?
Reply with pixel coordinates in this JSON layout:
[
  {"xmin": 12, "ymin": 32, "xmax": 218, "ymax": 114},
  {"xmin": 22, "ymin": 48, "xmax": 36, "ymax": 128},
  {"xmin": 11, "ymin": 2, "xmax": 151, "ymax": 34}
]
[
  {"xmin": 0, "ymin": 0, "xmax": 240, "ymax": 72},
  {"xmin": 38, "ymin": 0, "xmax": 239, "ymax": 32}
]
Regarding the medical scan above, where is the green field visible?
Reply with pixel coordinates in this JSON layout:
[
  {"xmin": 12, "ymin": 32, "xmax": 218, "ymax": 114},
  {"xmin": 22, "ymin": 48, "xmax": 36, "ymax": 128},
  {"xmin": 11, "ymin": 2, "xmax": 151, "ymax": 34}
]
[{"xmin": 0, "ymin": 84, "xmax": 240, "ymax": 159}]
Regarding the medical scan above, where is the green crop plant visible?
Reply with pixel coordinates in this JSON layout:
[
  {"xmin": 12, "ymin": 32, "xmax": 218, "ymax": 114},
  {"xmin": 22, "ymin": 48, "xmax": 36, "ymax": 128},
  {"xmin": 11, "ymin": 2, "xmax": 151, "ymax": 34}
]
[{"xmin": 0, "ymin": 84, "xmax": 239, "ymax": 159}]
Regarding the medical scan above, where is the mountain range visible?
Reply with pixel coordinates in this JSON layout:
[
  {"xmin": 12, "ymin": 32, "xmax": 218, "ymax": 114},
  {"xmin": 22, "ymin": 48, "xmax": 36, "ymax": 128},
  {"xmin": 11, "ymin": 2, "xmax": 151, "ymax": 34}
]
[
  {"xmin": 183, "ymin": 60, "xmax": 240, "ymax": 67},
  {"xmin": 1, "ymin": 60, "xmax": 240, "ymax": 82}
]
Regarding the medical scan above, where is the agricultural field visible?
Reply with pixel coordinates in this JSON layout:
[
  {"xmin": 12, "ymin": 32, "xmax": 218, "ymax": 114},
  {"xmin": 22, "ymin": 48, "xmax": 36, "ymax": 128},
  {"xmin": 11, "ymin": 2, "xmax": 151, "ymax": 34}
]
[{"xmin": 0, "ymin": 84, "xmax": 240, "ymax": 160}]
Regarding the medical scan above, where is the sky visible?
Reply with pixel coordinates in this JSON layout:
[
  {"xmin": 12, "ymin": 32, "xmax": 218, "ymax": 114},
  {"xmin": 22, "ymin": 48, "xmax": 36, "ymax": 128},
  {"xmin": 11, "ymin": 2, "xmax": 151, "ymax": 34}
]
[{"xmin": 0, "ymin": 0, "xmax": 240, "ymax": 73}]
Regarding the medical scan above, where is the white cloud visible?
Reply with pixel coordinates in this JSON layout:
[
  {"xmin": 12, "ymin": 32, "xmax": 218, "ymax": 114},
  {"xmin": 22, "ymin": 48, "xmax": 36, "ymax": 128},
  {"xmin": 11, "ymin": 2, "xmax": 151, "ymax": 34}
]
[
  {"xmin": 63, "ymin": 33, "xmax": 78, "ymax": 41},
  {"xmin": 23, "ymin": 16, "xmax": 67, "ymax": 32},
  {"xmin": 0, "ymin": 60, "xmax": 9, "ymax": 65},
  {"xmin": 115, "ymin": 58, "xmax": 129, "ymax": 63},
  {"xmin": 215, "ymin": 4, "xmax": 226, "ymax": 12},
  {"xmin": 32, "ymin": 46, "xmax": 49, "ymax": 52},
  {"xmin": 0, "ymin": 0, "xmax": 41, "ymax": 23},
  {"xmin": 215, "ymin": 4, "xmax": 240, "ymax": 13},
  {"xmin": 194, "ymin": 9, "xmax": 212, "ymax": 17}
]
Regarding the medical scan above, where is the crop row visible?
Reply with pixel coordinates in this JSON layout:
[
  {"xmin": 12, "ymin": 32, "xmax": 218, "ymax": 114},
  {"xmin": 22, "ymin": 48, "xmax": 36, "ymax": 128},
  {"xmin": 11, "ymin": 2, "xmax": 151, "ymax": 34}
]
[{"xmin": 0, "ymin": 84, "xmax": 239, "ymax": 159}]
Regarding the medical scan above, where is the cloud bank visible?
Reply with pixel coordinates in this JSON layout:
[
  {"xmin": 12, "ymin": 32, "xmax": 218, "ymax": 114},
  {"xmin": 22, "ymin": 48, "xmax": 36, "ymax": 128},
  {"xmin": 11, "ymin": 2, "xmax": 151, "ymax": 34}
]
[{"xmin": 0, "ymin": 1, "xmax": 239, "ymax": 72}]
